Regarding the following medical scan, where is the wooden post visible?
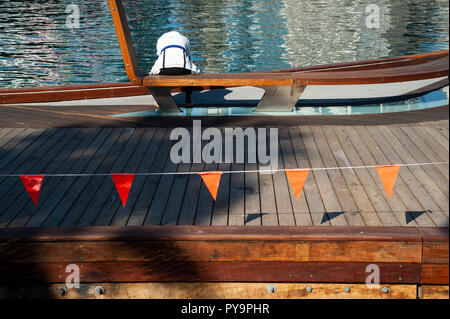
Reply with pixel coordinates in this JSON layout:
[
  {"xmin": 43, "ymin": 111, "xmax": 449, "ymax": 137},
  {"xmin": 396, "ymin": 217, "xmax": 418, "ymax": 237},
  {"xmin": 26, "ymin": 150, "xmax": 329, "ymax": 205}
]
[{"xmin": 108, "ymin": 0, "xmax": 143, "ymax": 85}]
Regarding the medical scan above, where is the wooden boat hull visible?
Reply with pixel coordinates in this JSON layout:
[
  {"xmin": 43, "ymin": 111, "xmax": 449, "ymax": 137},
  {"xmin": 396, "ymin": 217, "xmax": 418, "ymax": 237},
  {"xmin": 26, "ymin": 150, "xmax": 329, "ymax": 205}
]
[{"xmin": 0, "ymin": 50, "xmax": 448, "ymax": 106}]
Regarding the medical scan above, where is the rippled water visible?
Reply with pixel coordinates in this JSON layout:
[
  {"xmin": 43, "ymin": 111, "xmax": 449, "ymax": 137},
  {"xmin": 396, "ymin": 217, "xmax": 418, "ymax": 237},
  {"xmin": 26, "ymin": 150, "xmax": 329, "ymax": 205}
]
[{"xmin": 0, "ymin": 0, "xmax": 448, "ymax": 87}]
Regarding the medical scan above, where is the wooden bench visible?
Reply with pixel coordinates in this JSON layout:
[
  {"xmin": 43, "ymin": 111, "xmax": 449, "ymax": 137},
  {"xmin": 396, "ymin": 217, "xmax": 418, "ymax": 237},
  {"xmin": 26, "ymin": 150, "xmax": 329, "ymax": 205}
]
[{"xmin": 108, "ymin": 0, "xmax": 448, "ymax": 113}]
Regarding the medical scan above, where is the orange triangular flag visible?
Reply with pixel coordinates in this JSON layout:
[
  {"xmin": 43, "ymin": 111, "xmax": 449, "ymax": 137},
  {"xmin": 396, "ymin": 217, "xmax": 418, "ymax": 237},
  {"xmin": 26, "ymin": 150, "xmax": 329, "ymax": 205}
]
[
  {"xmin": 21, "ymin": 175, "xmax": 44, "ymax": 206},
  {"xmin": 111, "ymin": 173, "xmax": 135, "ymax": 206},
  {"xmin": 376, "ymin": 164, "xmax": 400, "ymax": 199},
  {"xmin": 285, "ymin": 169, "xmax": 309, "ymax": 200},
  {"xmin": 199, "ymin": 171, "xmax": 223, "ymax": 200}
]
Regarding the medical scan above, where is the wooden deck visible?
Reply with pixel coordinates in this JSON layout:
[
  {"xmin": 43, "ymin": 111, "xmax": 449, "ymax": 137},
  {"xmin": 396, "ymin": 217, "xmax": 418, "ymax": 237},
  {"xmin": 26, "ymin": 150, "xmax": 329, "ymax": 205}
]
[
  {"xmin": 0, "ymin": 104, "xmax": 448, "ymax": 299},
  {"xmin": 0, "ymin": 106, "xmax": 448, "ymax": 229}
]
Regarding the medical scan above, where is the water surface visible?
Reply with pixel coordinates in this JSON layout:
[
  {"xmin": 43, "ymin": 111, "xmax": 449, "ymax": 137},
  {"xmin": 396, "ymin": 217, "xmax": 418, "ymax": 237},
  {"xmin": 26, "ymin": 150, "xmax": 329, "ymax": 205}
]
[{"xmin": 0, "ymin": 0, "xmax": 448, "ymax": 87}]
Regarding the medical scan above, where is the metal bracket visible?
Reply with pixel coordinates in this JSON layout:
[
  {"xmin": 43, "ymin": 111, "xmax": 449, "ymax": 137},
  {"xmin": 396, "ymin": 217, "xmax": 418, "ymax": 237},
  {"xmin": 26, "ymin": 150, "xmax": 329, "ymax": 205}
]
[
  {"xmin": 147, "ymin": 87, "xmax": 182, "ymax": 113},
  {"xmin": 254, "ymin": 85, "xmax": 306, "ymax": 112}
]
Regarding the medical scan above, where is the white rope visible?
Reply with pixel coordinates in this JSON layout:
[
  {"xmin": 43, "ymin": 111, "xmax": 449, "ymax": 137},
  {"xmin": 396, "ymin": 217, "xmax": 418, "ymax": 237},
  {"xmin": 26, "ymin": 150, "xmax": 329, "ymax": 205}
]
[{"xmin": 0, "ymin": 161, "xmax": 447, "ymax": 177}]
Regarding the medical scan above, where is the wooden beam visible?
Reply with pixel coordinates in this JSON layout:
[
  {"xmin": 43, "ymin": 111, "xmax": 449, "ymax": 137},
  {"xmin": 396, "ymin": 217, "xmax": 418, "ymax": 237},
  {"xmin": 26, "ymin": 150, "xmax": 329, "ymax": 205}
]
[
  {"xmin": 422, "ymin": 264, "xmax": 449, "ymax": 285},
  {"xmin": 0, "ymin": 283, "xmax": 418, "ymax": 299},
  {"xmin": 0, "ymin": 85, "xmax": 151, "ymax": 104},
  {"xmin": 0, "ymin": 261, "xmax": 421, "ymax": 284},
  {"xmin": 0, "ymin": 240, "xmax": 422, "ymax": 263},
  {"xmin": 0, "ymin": 225, "xmax": 427, "ymax": 242},
  {"xmin": 108, "ymin": 0, "xmax": 143, "ymax": 84},
  {"xmin": 419, "ymin": 285, "xmax": 449, "ymax": 299}
]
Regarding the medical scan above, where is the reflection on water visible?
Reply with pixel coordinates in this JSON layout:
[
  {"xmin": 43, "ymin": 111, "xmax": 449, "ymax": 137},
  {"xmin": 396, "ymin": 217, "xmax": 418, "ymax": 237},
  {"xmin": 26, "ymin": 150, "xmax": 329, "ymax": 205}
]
[
  {"xmin": 0, "ymin": 0, "xmax": 448, "ymax": 87},
  {"xmin": 108, "ymin": 87, "xmax": 449, "ymax": 117}
]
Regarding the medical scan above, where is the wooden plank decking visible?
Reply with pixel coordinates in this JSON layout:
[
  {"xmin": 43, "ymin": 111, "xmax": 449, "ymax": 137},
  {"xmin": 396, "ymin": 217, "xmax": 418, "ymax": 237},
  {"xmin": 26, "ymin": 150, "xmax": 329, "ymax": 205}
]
[
  {"xmin": 0, "ymin": 104, "xmax": 448, "ymax": 299},
  {"xmin": 0, "ymin": 107, "xmax": 448, "ymax": 228}
]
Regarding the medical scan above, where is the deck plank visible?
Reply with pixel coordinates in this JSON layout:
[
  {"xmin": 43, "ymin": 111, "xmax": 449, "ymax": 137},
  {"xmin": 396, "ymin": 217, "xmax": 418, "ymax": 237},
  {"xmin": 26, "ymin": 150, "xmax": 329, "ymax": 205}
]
[
  {"xmin": 364, "ymin": 126, "xmax": 436, "ymax": 227},
  {"xmin": 0, "ymin": 129, "xmax": 66, "ymax": 202},
  {"xmin": 344, "ymin": 126, "xmax": 413, "ymax": 226},
  {"xmin": 273, "ymin": 128, "xmax": 296, "ymax": 226},
  {"xmin": 387, "ymin": 126, "xmax": 449, "ymax": 201},
  {"xmin": 322, "ymin": 126, "xmax": 383, "ymax": 226},
  {"xmin": 0, "ymin": 128, "xmax": 25, "ymax": 150},
  {"xmin": 123, "ymin": 128, "xmax": 168, "ymax": 226},
  {"xmin": 0, "ymin": 112, "xmax": 448, "ymax": 229},
  {"xmin": 0, "ymin": 129, "xmax": 78, "ymax": 226},
  {"xmin": 299, "ymin": 126, "xmax": 347, "ymax": 226},
  {"xmin": 48, "ymin": 128, "xmax": 142, "ymax": 227},
  {"xmin": 125, "ymin": 128, "xmax": 174, "ymax": 226},
  {"xmin": 211, "ymin": 162, "xmax": 231, "ymax": 226},
  {"xmin": 0, "ymin": 129, "xmax": 46, "ymax": 172},
  {"xmin": 377, "ymin": 126, "xmax": 448, "ymax": 227},
  {"xmin": 23, "ymin": 129, "xmax": 119, "ymax": 228},
  {"xmin": 4, "ymin": 128, "xmax": 99, "ymax": 227},
  {"xmin": 176, "ymin": 163, "xmax": 205, "ymax": 225},
  {"xmin": 279, "ymin": 127, "xmax": 311, "ymax": 226},
  {"xmin": 106, "ymin": 128, "xmax": 157, "ymax": 226},
  {"xmin": 400, "ymin": 125, "xmax": 449, "ymax": 179},
  {"xmin": 74, "ymin": 128, "xmax": 147, "ymax": 227},
  {"xmin": 258, "ymin": 131, "xmax": 279, "ymax": 226},
  {"xmin": 419, "ymin": 123, "xmax": 449, "ymax": 151},
  {"xmin": 228, "ymin": 163, "xmax": 246, "ymax": 226},
  {"xmin": 289, "ymin": 127, "xmax": 328, "ymax": 226},
  {"xmin": 143, "ymin": 135, "xmax": 182, "ymax": 226},
  {"xmin": 310, "ymin": 126, "xmax": 366, "ymax": 226},
  {"xmin": 332, "ymin": 126, "xmax": 400, "ymax": 227}
]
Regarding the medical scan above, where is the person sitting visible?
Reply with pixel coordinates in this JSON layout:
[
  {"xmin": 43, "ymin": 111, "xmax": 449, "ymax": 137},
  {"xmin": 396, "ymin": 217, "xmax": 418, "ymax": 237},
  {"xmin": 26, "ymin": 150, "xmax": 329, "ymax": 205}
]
[{"xmin": 150, "ymin": 31, "xmax": 200, "ymax": 106}]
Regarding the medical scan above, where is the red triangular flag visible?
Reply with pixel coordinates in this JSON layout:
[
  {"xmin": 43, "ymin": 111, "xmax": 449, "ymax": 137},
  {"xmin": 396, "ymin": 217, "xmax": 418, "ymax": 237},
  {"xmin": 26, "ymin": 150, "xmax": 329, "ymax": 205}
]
[
  {"xmin": 376, "ymin": 164, "xmax": 400, "ymax": 199},
  {"xmin": 21, "ymin": 175, "xmax": 44, "ymax": 206},
  {"xmin": 111, "ymin": 173, "xmax": 135, "ymax": 206},
  {"xmin": 285, "ymin": 169, "xmax": 309, "ymax": 200},
  {"xmin": 199, "ymin": 171, "xmax": 223, "ymax": 200}
]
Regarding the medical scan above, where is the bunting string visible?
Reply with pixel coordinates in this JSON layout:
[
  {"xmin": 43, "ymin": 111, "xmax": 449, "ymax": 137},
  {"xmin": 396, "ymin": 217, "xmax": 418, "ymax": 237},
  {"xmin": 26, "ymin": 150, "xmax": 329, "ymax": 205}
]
[
  {"xmin": 1, "ymin": 161, "xmax": 448, "ymax": 177},
  {"xmin": 7, "ymin": 161, "xmax": 448, "ymax": 205}
]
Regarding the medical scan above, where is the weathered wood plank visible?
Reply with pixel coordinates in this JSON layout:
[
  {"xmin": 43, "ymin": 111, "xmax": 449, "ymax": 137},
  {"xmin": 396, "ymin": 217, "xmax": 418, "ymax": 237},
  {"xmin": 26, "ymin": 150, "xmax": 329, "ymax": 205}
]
[
  {"xmin": 0, "ymin": 128, "xmax": 25, "ymax": 150},
  {"xmin": 332, "ymin": 126, "xmax": 400, "ymax": 226},
  {"xmin": 90, "ymin": 128, "xmax": 147, "ymax": 226},
  {"xmin": 118, "ymin": 128, "xmax": 166, "ymax": 226},
  {"xmin": 402, "ymin": 125, "xmax": 449, "ymax": 163},
  {"xmin": 0, "ymin": 261, "xmax": 421, "ymax": 284},
  {"xmin": 289, "ymin": 127, "xmax": 327, "ymax": 226},
  {"xmin": 423, "ymin": 242, "xmax": 449, "ymax": 264},
  {"xmin": 49, "ymin": 128, "xmax": 142, "ymax": 227},
  {"xmin": 2, "ymin": 128, "xmax": 99, "ymax": 227},
  {"xmin": 369, "ymin": 126, "xmax": 442, "ymax": 226},
  {"xmin": 0, "ymin": 240, "xmax": 422, "ymax": 263},
  {"xmin": 417, "ymin": 123, "xmax": 449, "ymax": 153},
  {"xmin": 194, "ymin": 162, "xmax": 218, "ymax": 226},
  {"xmin": 160, "ymin": 162, "xmax": 195, "ymax": 225},
  {"xmin": 0, "ymin": 129, "xmax": 44, "ymax": 170},
  {"xmin": 104, "ymin": 128, "xmax": 156, "ymax": 226},
  {"xmin": 0, "ymin": 225, "xmax": 426, "ymax": 242},
  {"xmin": 0, "ymin": 129, "xmax": 49, "ymax": 177},
  {"xmin": 421, "ymin": 264, "xmax": 449, "ymax": 284},
  {"xmin": 279, "ymin": 127, "xmax": 311, "ymax": 226},
  {"xmin": 379, "ymin": 126, "xmax": 448, "ymax": 226},
  {"xmin": 299, "ymin": 126, "xmax": 347, "ymax": 226},
  {"xmin": 320, "ymin": 126, "xmax": 380, "ymax": 226},
  {"xmin": 273, "ymin": 129, "xmax": 296, "ymax": 226},
  {"xmin": 125, "ymin": 129, "xmax": 177, "ymax": 226},
  {"xmin": 400, "ymin": 124, "xmax": 449, "ymax": 179},
  {"xmin": 0, "ymin": 282, "xmax": 418, "ymax": 299},
  {"xmin": 228, "ymin": 163, "xmax": 246, "ymax": 226},
  {"xmin": 393, "ymin": 125, "xmax": 449, "ymax": 188},
  {"xmin": 143, "ymin": 134, "xmax": 184, "ymax": 226},
  {"xmin": 419, "ymin": 285, "xmax": 449, "ymax": 299},
  {"xmin": 356, "ymin": 126, "xmax": 427, "ymax": 224},
  {"xmin": 22, "ymin": 128, "xmax": 120, "ymax": 228},
  {"xmin": 0, "ymin": 129, "xmax": 74, "ymax": 224}
]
